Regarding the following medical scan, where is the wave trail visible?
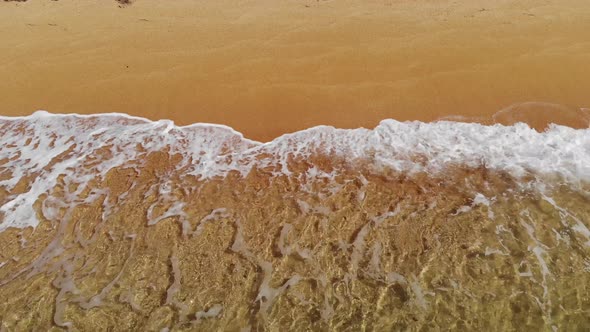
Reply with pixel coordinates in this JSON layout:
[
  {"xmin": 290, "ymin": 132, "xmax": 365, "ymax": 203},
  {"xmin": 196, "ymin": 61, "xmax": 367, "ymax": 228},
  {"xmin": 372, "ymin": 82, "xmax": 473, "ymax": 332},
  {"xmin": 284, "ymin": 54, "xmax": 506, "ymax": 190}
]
[{"xmin": 0, "ymin": 110, "xmax": 589, "ymax": 231}]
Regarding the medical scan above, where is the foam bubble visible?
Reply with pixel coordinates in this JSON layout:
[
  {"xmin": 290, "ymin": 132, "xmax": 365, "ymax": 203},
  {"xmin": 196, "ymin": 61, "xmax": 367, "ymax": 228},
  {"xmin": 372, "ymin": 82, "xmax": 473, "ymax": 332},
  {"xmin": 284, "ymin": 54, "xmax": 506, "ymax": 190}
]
[{"xmin": 1, "ymin": 111, "xmax": 589, "ymax": 231}]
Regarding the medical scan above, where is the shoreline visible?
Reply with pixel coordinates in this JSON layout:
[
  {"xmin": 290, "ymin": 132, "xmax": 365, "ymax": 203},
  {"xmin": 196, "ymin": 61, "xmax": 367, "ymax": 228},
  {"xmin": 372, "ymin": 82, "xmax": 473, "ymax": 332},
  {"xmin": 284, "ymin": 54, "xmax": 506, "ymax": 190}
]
[
  {"xmin": 2, "ymin": 2, "xmax": 590, "ymax": 329},
  {"xmin": 1, "ymin": 107, "xmax": 589, "ymax": 145}
]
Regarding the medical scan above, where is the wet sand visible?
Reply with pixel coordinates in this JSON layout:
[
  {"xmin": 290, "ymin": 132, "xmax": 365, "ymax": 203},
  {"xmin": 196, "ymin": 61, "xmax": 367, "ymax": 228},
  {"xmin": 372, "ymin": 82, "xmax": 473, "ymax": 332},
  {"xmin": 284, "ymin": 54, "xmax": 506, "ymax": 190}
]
[
  {"xmin": 1, "ymin": 0, "xmax": 590, "ymax": 140},
  {"xmin": 2, "ymin": 3, "xmax": 590, "ymax": 330},
  {"xmin": 2, "ymin": 133, "xmax": 590, "ymax": 330}
]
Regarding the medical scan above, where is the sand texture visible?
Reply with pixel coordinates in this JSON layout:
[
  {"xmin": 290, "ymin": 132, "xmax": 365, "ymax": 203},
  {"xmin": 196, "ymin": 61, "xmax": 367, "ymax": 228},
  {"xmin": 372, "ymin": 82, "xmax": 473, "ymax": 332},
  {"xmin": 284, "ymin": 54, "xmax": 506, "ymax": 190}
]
[
  {"xmin": 1, "ymin": 113, "xmax": 590, "ymax": 330},
  {"xmin": 1, "ymin": 0, "xmax": 590, "ymax": 140},
  {"xmin": 1, "ymin": 149, "xmax": 590, "ymax": 331},
  {"xmin": 1, "ymin": 1, "xmax": 590, "ymax": 330}
]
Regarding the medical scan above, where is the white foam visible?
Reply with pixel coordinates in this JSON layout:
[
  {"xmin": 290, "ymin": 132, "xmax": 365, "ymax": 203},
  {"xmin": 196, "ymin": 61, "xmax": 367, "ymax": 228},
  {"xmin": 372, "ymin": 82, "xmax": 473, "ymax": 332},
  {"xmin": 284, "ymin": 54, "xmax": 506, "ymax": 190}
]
[
  {"xmin": 193, "ymin": 208, "xmax": 229, "ymax": 236},
  {"xmin": 194, "ymin": 304, "xmax": 223, "ymax": 322},
  {"xmin": 1, "ymin": 111, "xmax": 589, "ymax": 231},
  {"xmin": 409, "ymin": 275, "xmax": 429, "ymax": 310}
]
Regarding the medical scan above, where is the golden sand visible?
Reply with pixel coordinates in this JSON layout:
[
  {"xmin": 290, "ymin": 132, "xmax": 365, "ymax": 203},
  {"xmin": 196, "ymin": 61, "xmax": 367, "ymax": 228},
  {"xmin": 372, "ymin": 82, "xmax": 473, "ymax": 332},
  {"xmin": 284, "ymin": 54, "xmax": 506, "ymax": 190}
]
[
  {"xmin": 2, "ymin": 2, "xmax": 590, "ymax": 331},
  {"xmin": 1, "ymin": 148, "xmax": 589, "ymax": 330},
  {"xmin": 1, "ymin": 0, "xmax": 590, "ymax": 140}
]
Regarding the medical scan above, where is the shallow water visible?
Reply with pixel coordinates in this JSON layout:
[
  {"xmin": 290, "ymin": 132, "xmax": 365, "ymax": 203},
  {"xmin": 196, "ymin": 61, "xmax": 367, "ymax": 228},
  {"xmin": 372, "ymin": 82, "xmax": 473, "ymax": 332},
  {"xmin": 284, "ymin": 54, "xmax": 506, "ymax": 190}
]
[{"xmin": 0, "ymin": 113, "xmax": 589, "ymax": 331}]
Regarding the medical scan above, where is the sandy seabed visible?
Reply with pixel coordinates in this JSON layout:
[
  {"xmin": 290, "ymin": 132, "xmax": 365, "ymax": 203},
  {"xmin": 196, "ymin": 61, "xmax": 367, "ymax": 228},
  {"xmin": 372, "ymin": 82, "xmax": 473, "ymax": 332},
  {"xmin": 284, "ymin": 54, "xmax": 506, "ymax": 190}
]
[
  {"xmin": 0, "ymin": 113, "xmax": 589, "ymax": 331},
  {"xmin": 1, "ymin": 148, "xmax": 590, "ymax": 331}
]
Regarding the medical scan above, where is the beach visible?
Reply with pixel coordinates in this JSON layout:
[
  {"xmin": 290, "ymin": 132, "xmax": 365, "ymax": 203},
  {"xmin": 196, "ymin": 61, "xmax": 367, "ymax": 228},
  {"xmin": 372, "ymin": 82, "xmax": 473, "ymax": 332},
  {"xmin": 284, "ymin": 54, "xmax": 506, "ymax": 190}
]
[
  {"xmin": 1, "ymin": 1, "xmax": 590, "ymax": 331},
  {"xmin": 1, "ymin": 0, "xmax": 590, "ymax": 140}
]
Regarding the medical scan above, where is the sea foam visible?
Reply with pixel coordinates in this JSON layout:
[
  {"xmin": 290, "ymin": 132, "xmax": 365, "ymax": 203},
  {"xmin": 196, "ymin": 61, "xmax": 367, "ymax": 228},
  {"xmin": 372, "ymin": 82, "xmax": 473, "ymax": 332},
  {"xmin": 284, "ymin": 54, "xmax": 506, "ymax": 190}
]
[{"xmin": 0, "ymin": 111, "xmax": 589, "ymax": 231}]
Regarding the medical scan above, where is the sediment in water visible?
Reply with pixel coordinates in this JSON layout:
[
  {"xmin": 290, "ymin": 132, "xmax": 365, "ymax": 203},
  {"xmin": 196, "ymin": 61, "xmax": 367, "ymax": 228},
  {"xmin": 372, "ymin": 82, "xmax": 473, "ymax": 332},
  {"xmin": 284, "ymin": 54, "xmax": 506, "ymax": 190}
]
[{"xmin": 0, "ymin": 113, "xmax": 589, "ymax": 331}]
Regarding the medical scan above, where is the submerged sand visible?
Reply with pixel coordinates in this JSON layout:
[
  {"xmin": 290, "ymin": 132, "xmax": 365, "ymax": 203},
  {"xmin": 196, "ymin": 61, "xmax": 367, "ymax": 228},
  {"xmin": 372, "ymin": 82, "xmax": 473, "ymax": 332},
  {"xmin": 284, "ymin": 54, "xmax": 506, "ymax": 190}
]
[
  {"xmin": 1, "ymin": 147, "xmax": 589, "ymax": 331},
  {"xmin": 0, "ymin": 114, "xmax": 589, "ymax": 330},
  {"xmin": 1, "ymin": 0, "xmax": 590, "ymax": 140}
]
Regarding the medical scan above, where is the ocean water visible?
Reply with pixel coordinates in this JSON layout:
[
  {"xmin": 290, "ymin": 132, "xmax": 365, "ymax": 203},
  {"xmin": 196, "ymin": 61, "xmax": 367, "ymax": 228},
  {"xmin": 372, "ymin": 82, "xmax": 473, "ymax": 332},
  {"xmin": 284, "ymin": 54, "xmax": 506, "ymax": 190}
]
[{"xmin": 0, "ymin": 111, "xmax": 589, "ymax": 331}]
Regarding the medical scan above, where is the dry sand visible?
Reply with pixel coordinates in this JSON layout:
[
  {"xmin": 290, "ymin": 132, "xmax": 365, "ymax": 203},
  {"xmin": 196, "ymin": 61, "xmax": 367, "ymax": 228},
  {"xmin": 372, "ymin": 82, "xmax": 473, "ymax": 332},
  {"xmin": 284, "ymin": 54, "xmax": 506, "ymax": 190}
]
[{"xmin": 1, "ymin": 0, "xmax": 590, "ymax": 140}]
